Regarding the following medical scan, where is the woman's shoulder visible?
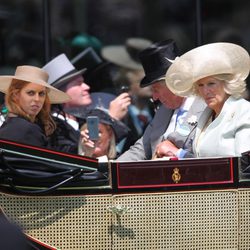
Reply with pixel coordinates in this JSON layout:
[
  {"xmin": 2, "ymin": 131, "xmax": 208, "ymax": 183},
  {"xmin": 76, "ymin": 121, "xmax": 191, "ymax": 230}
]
[
  {"xmin": 0, "ymin": 116, "xmax": 47, "ymax": 147},
  {"xmin": 0, "ymin": 116, "xmax": 43, "ymax": 134},
  {"xmin": 228, "ymin": 97, "xmax": 250, "ymax": 119},
  {"xmin": 228, "ymin": 96, "xmax": 250, "ymax": 104},
  {"xmin": 226, "ymin": 97, "xmax": 250, "ymax": 110}
]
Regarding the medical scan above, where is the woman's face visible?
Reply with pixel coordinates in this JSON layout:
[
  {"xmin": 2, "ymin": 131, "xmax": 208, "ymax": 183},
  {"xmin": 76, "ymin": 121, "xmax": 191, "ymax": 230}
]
[
  {"xmin": 15, "ymin": 82, "xmax": 47, "ymax": 119},
  {"xmin": 196, "ymin": 76, "xmax": 229, "ymax": 114},
  {"xmin": 93, "ymin": 123, "xmax": 113, "ymax": 157}
]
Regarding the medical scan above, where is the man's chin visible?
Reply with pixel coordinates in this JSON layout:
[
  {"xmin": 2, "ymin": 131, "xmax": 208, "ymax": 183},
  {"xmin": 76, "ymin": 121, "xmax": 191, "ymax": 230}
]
[{"xmin": 82, "ymin": 99, "xmax": 92, "ymax": 106}]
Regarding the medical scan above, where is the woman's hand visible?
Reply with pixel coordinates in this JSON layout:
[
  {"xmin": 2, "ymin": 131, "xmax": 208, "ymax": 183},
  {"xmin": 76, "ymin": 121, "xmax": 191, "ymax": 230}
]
[{"xmin": 80, "ymin": 128, "xmax": 96, "ymax": 157}]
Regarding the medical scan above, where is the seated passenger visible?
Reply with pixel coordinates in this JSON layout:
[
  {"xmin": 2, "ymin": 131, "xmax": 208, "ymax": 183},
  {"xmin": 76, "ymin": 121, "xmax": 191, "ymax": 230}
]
[
  {"xmin": 117, "ymin": 39, "xmax": 206, "ymax": 161},
  {"xmin": 0, "ymin": 65, "xmax": 70, "ymax": 147},
  {"xmin": 166, "ymin": 42, "xmax": 250, "ymax": 157},
  {"xmin": 43, "ymin": 53, "xmax": 131, "ymax": 154},
  {"xmin": 79, "ymin": 108, "xmax": 129, "ymax": 159}
]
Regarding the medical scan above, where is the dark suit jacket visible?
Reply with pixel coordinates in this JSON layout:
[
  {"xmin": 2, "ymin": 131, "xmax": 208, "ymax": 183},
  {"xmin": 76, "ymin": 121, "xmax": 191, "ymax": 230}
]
[
  {"xmin": 49, "ymin": 116, "xmax": 80, "ymax": 154},
  {"xmin": 0, "ymin": 116, "xmax": 48, "ymax": 147}
]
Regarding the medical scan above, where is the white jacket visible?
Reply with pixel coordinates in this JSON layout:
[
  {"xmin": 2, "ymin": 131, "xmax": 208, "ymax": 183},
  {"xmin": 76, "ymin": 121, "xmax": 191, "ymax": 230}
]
[{"xmin": 194, "ymin": 96, "xmax": 250, "ymax": 157}]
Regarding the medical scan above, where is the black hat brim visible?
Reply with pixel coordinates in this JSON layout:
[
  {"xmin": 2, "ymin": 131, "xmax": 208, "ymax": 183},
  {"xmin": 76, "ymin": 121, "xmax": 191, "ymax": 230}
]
[
  {"xmin": 64, "ymin": 107, "xmax": 130, "ymax": 142},
  {"xmin": 140, "ymin": 68, "xmax": 167, "ymax": 87}
]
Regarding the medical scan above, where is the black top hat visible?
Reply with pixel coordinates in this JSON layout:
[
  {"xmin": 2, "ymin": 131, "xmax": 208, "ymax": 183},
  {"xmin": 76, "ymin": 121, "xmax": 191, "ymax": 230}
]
[
  {"xmin": 71, "ymin": 47, "xmax": 116, "ymax": 92},
  {"xmin": 139, "ymin": 39, "xmax": 178, "ymax": 87},
  {"xmin": 71, "ymin": 47, "xmax": 104, "ymax": 72}
]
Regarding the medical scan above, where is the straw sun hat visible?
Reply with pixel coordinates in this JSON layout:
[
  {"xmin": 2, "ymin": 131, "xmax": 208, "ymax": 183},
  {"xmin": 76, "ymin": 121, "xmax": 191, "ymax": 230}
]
[
  {"xmin": 0, "ymin": 65, "xmax": 70, "ymax": 104},
  {"xmin": 165, "ymin": 42, "xmax": 250, "ymax": 97}
]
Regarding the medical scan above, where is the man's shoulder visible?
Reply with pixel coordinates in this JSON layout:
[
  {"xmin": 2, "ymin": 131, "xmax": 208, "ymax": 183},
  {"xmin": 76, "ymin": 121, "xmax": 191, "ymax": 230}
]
[
  {"xmin": 147, "ymin": 104, "xmax": 174, "ymax": 131},
  {"xmin": 155, "ymin": 104, "xmax": 173, "ymax": 115}
]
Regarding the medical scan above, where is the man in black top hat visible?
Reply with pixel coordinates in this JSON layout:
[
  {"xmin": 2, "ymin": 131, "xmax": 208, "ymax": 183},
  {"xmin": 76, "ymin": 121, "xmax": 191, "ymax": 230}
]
[{"xmin": 117, "ymin": 39, "xmax": 206, "ymax": 161}]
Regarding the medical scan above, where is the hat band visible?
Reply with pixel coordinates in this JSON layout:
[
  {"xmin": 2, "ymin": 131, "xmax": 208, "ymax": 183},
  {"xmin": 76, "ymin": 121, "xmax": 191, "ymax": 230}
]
[{"xmin": 52, "ymin": 69, "xmax": 78, "ymax": 85}]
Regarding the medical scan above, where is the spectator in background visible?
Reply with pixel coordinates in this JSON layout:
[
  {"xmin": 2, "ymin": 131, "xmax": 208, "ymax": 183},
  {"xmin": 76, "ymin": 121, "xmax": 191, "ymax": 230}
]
[
  {"xmin": 0, "ymin": 93, "xmax": 7, "ymax": 127},
  {"xmin": 101, "ymin": 37, "xmax": 155, "ymax": 154},
  {"xmin": 0, "ymin": 65, "xmax": 70, "ymax": 147},
  {"xmin": 166, "ymin": 42, "xmax": 250, "ymax": 157},
  {"xmin": 71, "ymin": 47, "xmax": 118, "ymax": 94}
]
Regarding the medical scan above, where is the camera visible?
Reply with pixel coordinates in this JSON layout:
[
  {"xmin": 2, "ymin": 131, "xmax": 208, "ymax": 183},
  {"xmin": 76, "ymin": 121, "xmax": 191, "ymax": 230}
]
[{"xmin": 87, "ymin": 116, "xmax": 99, "ymax": 140}]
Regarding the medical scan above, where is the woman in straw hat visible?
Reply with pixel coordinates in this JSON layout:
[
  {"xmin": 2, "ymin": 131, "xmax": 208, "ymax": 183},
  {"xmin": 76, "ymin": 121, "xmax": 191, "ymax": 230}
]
[
  {"xmin": 166, "ymin": 42, "xmax": 250, "ymax": 157},
  {"xmin": 0, "ymin": 65, "xmax": 70, "ymax": 147}
]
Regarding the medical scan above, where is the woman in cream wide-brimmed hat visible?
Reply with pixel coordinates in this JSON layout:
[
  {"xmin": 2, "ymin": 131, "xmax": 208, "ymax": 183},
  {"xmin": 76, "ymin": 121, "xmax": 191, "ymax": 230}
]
[
  {"xmin": 165, "ymin": 42, "xmax": 250, "ymax": 157},
  {"xmin": 0, "ymin": 65, "xmax": 70, "ymax": 147}
]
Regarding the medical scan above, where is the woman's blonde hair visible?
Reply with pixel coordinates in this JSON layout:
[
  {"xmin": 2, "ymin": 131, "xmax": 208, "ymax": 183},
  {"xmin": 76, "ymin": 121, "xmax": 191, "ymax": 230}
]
[
  {"xmin": 194, "ymin": 74, "xmax": 246, "ymax": 99},
  {"xmin": 5, "ymin": 79, "xmax": 56, "ymax": 136},
  {"xmin": 79, "ymin": 123, "xmax": 117, "ymax": 159}
]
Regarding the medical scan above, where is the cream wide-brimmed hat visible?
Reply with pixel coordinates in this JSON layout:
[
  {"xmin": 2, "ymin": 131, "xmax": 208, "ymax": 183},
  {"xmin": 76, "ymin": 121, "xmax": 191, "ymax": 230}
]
[
  {"xmin": 165, "ymin": 42, "xmax": 250, "ymax": 97},
  {"xmin": 0, "ymin": 65, "xmax": 71, "ymax": 104}
]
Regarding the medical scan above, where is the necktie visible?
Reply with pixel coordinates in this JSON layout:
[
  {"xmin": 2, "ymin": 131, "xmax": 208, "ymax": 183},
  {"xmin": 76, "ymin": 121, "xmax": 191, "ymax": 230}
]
[{"xmin": 175, "ymin": 108, "xmax": 187, "ymax": 130}]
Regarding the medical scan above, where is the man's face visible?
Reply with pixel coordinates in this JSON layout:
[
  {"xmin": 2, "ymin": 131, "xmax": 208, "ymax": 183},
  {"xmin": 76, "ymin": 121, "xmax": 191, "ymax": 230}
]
[
  {"xmin": 151, "ymin": 80, "xmax": 184, "ymax": 109},
  {"xmin": 64, "ymin": 75, "xmax": 92, "ymax": 107}
]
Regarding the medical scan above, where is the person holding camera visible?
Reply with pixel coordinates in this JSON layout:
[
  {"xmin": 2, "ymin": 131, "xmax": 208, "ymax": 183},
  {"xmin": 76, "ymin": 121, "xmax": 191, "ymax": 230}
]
[
  {"xmin": 101, "ymin": 38, "xmax": 155, "ymax": 154},
  {"xmin": 78, "ymin": 108, "xmax": 129, "ymax": 159},
  {"xmin": 43, "ymin": 52, "xmax": 131, "ymax": 154}
]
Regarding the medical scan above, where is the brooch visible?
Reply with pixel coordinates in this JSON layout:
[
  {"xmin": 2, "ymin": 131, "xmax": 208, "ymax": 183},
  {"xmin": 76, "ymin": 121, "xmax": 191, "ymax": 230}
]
[{"xmin": 187, "ymin": 115, "xmax": 198, "ymax": 126}]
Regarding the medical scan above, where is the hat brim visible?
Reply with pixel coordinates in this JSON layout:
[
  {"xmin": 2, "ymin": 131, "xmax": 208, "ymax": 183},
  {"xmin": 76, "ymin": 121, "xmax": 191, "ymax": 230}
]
[
  {"xmin": 166, "ymin": 42, "xmax": 250, "ymax": 97},
  {"xmin": 52, "ymin": 68, "xmax": 87, "ymax": 89},
  {"xmin": 0, "ymin": 75, "xmax": 71, "ymax": 104},
  {"xmin": 101, "ymin": 46, "xmax": 143, "ymax": 70},
  {"xmin": 140, "ymin": 68, "xmax": 167, "ymax": 87},
  {"xmin": 64, "ymin": 107, "xmax": 130, "ymax": 142}
]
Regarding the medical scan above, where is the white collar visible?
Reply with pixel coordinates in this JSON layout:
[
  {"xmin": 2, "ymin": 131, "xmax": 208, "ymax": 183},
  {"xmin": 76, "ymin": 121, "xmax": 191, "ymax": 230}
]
[{"xmin": 52, "ymin": 113, "xmax": 79, "ymax": 130}]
